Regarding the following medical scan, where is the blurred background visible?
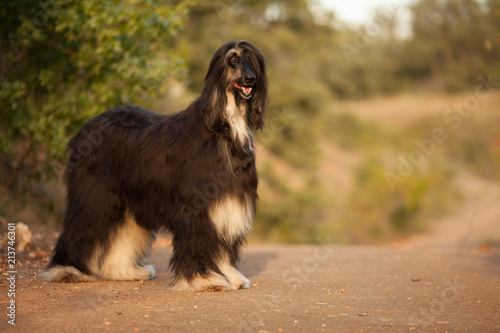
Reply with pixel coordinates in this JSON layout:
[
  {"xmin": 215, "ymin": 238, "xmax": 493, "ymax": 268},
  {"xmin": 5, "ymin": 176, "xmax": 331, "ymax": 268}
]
[{"xmin": 1, "ymin": 0, "xmax": 499, "ymax": 246}]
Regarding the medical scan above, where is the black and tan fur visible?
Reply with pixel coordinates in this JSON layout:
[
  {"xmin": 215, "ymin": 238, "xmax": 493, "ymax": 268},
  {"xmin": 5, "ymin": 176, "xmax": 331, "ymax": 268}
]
[{"xmin": 41, "ymin": 40, "xmax": 268, "ymax": 292}]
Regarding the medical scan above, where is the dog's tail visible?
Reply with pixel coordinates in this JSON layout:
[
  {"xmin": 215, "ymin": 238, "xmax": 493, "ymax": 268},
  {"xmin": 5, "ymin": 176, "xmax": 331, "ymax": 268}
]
[{"xmin": 39, "ymin": 266, "xmax": 97, "ymax": 283}]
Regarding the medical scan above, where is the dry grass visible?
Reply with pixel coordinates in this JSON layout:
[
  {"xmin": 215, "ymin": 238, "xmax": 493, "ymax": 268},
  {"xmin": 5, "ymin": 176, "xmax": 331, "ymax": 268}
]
[{"xmin": 342, "ymin": 91, "xmax": 500, "ymax": 127}]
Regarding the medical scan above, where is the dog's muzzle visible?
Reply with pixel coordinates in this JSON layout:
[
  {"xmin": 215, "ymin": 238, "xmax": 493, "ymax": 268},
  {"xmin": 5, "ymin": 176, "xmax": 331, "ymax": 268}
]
[{"xmin": 233, "ymin": 81, "xmax": 253, "ymax": 99}]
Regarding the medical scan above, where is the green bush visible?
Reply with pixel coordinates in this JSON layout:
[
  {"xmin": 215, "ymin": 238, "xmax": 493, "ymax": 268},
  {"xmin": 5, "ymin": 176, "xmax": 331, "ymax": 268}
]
[{"xmin": 0, "ymin": 0, "xmax": 190, "ymax": 190}]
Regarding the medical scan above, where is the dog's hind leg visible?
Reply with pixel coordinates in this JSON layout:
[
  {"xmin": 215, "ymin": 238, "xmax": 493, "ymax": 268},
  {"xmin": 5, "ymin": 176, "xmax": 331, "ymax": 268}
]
[
  {"xmin": 41, "ymin": 223, "xmax": 102, "ymax": 283},
  {"xmin": 99, "ymin": 211, "xmax": 156, "ymax": 281},
  {"xmin": 42, "ymin": 174, "xmax": 128, "ymax": 282},
  {"xmin": 40, "ymin": 221, "xmax": 99, "ymax": 282}
]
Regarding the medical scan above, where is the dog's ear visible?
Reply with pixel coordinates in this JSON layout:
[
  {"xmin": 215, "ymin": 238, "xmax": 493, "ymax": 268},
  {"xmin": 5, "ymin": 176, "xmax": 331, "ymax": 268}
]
[
  {"xmin": 247, "ymin": 48, "xmax": 268, "ymax": 131},
  {"xmin": 203, "ymin": 84, "xmax": 227, "ymax": 132},
  {"xmin": 202, "ymin": 42, "xmax": 236, "ymax": 131}
]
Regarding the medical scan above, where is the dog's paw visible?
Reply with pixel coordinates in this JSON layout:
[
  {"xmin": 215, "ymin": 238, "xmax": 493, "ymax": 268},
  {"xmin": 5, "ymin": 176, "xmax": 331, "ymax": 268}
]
[
  {"xmin": 142, "ymin": 264, "xmax": 156, "ymax": 280},
  {"xmin": 226, "ymin": 268, "xmax": 250, "ymax": 290},
  {"xmin": 234, "ymin": 272, "xmax": 250, "ymax": 290},
  {"xmin": 217, "ymin": 262, "xmax": 250, "ymax": 290},
  {"xmin": 40, "ymin": 266, "xmax": 97, "ymax": 283},
  {"xmin": 169, "ymin": 273, "xmax": 232, "ymax": 292},
  {"xmin": 100, "ymin": 264, "xmax": 156, "ymax": 281}
]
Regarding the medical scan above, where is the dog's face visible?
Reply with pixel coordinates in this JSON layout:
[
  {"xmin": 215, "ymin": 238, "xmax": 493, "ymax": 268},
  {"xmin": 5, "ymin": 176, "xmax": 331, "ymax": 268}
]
[
  {"xmin": 226, "ymin": 49, "xmax": 257, "ymax": 100},
  {"xmin": 203, "ymin": 40, "xmax": 268, "ymax": 131}
]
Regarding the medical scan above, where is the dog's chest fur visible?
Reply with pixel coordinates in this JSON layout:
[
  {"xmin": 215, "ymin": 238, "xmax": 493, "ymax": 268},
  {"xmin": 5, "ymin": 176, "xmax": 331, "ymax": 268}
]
[
  {"xmin": 224, "ymin": 93, "xmax": 252, "ymax": 149},
  {"xmin": 207, "ymin": 94, "xmax": 255, "ymax": 242}
]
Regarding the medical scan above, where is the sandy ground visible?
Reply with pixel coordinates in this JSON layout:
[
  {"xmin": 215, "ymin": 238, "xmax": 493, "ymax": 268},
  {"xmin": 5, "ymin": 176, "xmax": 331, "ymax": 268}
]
[{"xmin": 1, "ymin": 230, "xmax": 499, "ymax": 332}]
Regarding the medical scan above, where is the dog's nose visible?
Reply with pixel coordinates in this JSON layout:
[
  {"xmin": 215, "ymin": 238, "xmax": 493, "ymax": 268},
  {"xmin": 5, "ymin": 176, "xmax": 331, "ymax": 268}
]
[{"xmin": 244, "ymin": 74, "xmax": 256, "ymax": 85}]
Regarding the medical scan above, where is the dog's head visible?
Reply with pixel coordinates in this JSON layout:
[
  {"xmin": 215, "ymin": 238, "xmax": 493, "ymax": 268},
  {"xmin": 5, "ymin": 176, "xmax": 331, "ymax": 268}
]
[
  {"xmin": 203, "ymin": 40, "xmax": 268, "ymax": 132},
  {"xmin": 226, "ymin": 43, "xmax": 259, "ymax": 100}
]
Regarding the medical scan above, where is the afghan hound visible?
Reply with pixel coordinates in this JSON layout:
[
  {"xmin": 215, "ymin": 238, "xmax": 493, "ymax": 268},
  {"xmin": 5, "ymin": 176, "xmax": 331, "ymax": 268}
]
[{"xmin": 40, "ymin": 40, "xmax": 268, "ymax": 292}]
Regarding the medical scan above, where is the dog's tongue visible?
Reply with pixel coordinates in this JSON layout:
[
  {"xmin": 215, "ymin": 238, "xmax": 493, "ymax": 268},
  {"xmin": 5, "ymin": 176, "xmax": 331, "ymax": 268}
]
[{"xmin": 234, "ymin": 82, "xmax": 252, "ymax": 95}]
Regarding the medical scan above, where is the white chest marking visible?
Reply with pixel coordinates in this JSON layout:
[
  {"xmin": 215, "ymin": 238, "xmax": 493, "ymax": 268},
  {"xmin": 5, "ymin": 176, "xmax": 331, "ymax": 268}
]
[{"xmin": 225, "ymin": 93, "xmax": 250, "ymax": 146}]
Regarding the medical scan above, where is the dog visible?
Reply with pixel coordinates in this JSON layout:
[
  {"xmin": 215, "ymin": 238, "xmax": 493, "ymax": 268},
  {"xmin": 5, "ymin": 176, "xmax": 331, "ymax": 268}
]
[{"xmin": 40, "ymin": 40, "xmax": 268, "ymax": 292}]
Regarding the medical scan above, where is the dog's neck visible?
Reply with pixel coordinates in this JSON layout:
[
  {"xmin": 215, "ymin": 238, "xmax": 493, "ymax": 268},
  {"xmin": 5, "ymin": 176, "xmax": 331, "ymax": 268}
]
[{"xmin": 225, "ymin": 92, "xmax": 251, "ymax": 147}]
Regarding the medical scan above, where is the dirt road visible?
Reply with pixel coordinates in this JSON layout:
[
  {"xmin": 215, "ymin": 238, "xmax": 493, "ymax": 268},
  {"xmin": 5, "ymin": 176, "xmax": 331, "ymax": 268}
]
[{"xmin": 1, "ymin": 237, "xmax": 499, "ymax": 332}]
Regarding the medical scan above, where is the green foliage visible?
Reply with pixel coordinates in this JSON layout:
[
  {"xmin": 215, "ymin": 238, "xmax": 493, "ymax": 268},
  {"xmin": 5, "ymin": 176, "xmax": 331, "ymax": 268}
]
[
  {"xmin": 320, "ymin": 110, "xmax": 460, "ymax": 244},
  {"xmin": 0, "ymin": 0, "xmax": 190, "ymax": 188},
  {"xmin": 253, "ymin": 163, "xmax": 327, "ymax": 243},
  {"xmin": 325, "ymin": 112, "xmax": 382, "ymax": 150},
  {"xmin": 442, "ymin": 114, "xmax": 500, "ymax": 180},
  {"xmin": 403, "ymin": 0, "xmax": 500, "ymax": 90},
  {"xmin": 340, "ymin": 156, "xmax": 455, "ymax": 243}
]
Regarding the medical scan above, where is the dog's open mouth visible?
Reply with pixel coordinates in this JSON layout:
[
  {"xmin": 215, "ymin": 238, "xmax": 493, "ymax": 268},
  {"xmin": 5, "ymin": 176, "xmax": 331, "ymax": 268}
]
[{"xmin": 233, "ymin": 82, "xmax": 253, "ymax": 98}]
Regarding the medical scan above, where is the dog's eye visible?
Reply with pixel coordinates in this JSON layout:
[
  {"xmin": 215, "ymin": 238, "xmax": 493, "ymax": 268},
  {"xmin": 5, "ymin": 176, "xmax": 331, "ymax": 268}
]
[{"xmin": 228, "ymin": 55, "xmax": 240, "ymax": 67}]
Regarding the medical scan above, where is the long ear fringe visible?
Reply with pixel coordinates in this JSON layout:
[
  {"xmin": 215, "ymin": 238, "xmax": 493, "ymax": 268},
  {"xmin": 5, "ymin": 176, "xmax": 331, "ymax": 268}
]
[
  {"xmin": 247, "ymin": 47, "xmax": 268, "ymax": 132},
  {"xmin": 201, "ymin": 42, "xmax": 236, "ymax": 132},
  {"xmin": 203, "ymin": 87, "xmax": 227, "ymax": 132}
]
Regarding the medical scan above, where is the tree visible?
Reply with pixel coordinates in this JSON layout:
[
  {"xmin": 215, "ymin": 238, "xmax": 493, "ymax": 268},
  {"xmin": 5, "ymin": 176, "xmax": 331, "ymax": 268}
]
[
  {"xmin": 0, "ymin": 0, "xmax": 190, "ymax": 190},
  {"xmin": 403, "ymin": 0, "xmax": 500, "ymax": 90}
]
